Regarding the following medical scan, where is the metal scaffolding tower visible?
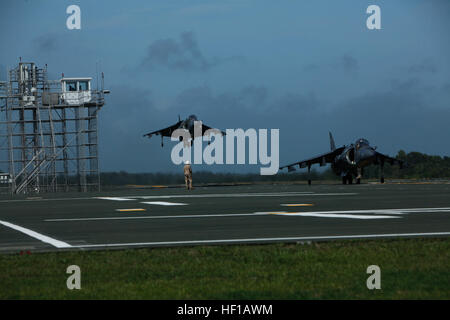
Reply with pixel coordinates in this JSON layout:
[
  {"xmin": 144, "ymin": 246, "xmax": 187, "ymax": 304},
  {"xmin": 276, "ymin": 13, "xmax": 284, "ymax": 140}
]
[{"xmin": 0, "ymin": 61, "xmax": 108, "ymax": 194}]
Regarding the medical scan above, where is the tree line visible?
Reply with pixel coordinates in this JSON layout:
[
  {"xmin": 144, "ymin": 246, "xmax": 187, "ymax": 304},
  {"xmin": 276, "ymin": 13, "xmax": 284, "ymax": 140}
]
[{"xmin": 99, "ymin": 150, "xmax": 450, "ymax": 186}]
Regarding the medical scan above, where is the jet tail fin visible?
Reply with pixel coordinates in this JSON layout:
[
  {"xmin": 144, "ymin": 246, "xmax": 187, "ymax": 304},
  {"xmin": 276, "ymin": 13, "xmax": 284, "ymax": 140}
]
[{"xmin": 329, "ymin": 132, "xmax": 336, "ymax": 151}]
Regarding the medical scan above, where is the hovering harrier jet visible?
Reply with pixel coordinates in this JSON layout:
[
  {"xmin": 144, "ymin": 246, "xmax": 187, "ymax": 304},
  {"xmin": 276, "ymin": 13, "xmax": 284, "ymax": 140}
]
[
  {"xmin": 279, "ymin": 132, "xmax": 403, "ymax": 184},
  {"xmin": 143, "ymin": 114, "xmax": 225, "ymax": 147}
]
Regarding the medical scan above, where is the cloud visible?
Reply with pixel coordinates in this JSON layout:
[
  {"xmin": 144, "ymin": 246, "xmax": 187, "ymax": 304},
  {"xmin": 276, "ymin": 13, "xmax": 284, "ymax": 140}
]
[
  {"xmin": 239, "ymin": 86, "xmax": 269, "ymax": 108},
  {"xmin": 322, "ymin": 79, "xmax": 450, "ymax": 153},
  {"xmin": 99, "ymin": 85, "xmax": 175, "ymax": 172},
  {"xmin": 170, "ymin": 85, "xmax": 317, "ymax": 120},
  {"xmin": 407, "ymin": 58, "xmax": 438, "ymax": 74},
  {"xmin": 302, "ymin": 63, "xmax": 320, "ymax": 72},
  {"xmin": 305, "ymin": 55, "xmax": 358, "ymax": 74},
  {"xmin": 275, "ymin": 78, "xmax": 450, "ymax": 166},
  {"xmin": 176, "ymin": 3, "xmax": 238, "ymax": 17},
  {"xmin": 340, "ymin": 54, "xmax": 358, "ymax": 74},
  {"xmin": 163, "ymin": 85, "xmax": 322, "ymax": 138},
  {"xmin": 98, "ymin": 78, "xmax": 450, "ymax": 173},
  {"xmin": 33, "ymin": 34, "xmax": 59, "ymax": 52},
  {"xmin": 140, "ymin": 31, "xmax": 244, "ymax": 72},
  {"xmin": 274, "ymin": 92, "xmax": 318, "ymax": 112}
]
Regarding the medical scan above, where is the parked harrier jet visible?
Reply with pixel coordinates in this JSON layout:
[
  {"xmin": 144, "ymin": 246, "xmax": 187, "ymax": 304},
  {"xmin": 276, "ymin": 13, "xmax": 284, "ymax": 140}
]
[
  {"xmin": 279, "ymin": 132, "xmax": 403, "ymax": 184},
  {"xmin": 143, "ymin": 114, "xmax": 225, "ymax": 147}
]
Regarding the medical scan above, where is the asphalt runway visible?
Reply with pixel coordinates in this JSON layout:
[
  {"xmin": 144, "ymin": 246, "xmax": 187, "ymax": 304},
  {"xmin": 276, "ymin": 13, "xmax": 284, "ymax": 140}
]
[{"xmin": 1, "ymin": 182, "xmax": 450, "ymax": 253}]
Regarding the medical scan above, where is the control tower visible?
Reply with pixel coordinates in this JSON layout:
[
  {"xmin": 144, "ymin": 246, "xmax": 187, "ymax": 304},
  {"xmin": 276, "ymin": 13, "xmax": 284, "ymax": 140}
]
[{"xmin": 0, "ymin": 61, "xmax": 109, "ymax": 194}]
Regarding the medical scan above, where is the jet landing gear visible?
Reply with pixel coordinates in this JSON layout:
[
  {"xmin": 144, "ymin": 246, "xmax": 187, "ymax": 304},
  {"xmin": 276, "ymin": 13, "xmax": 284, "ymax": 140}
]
[
  {"xmin": 380, "ymin": 162, "xmax": 385, "ymax": 184},
  {"xmin": 342, "ymin": 174, "xmax": 353, "ymax": 185},
  {"xmin": 307, "ymin": 165, "xmax": 312, "ymax": 186},
  {"xmin": 356, "ymin": 167, "xmax": 362, "ymax": 184}
]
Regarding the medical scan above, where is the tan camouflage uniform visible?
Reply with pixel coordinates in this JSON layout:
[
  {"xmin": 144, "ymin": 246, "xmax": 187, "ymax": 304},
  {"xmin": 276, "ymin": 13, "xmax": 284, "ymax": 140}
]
[{"xmin": 184, "ymin": 163, "xmax": 192, "ymax": 190}]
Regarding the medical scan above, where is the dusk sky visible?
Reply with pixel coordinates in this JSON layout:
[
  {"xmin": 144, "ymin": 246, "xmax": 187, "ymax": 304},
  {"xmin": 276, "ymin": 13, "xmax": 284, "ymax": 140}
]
[{"xmin": 1, "ymin": 0, "xmax": 449, "ymax": 173}]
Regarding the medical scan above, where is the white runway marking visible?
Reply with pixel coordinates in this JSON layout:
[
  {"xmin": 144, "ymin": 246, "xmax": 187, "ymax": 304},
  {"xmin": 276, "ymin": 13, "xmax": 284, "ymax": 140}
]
[
  {"xmin": 0, "ymin": 191, "xmax": 356, "ymax": 204},
  {"xmin": 270, "ymin": 212, "xmax": 399, "ymax": 219},
  {"xmin": 276, "ymin": 207, "xmax": 450, "ymax": 215},
  {"xmin": 95, "ymin": 197, "xmax": 135, "ymax": 201},
  {"xmin": 0, "ymin": 197, "xmax": 92, "ymax": 203},
  {"xmin": 141, "ymin": 201, "xmax": 187, "ymax": 206},
  {"xmin": 45, "ymin": 212, "xmax": 270, "ymax": 222},
  {"xmin": 43, "ymin": 207, "xmax": 450, "ymax": 222},
  {"xmin": 71, "ymin": 232, "xmax": 450, "ymax": 249},
  {"xmin": 0, "ymin": 220, "xmax": 72, "ymax": 248},
  {"xmin": 123, "ymin": 192, "xmax": 357, "ymax": 199}
]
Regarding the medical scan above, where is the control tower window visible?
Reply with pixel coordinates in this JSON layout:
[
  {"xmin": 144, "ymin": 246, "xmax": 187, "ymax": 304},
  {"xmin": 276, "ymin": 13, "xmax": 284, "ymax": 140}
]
[
  {"xmin": 78, "ymin": 81, "xmax": 89, "ymax": 91},
  {"xmin": 66, "ymin": 81, "xmax": 77, "ymax": 92}
]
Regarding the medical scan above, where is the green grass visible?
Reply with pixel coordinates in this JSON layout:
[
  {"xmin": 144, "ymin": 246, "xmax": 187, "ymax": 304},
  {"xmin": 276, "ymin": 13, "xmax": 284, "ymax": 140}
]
[{"xmin": 0, "ymin": 238, "xmax": 449, "ymax": 299}]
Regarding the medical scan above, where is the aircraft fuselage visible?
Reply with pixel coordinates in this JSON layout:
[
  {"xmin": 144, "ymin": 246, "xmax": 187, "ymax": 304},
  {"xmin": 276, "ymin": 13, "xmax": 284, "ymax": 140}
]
[{"xmin": 332, "ymin": 139, "xmax": 378, "ymax": 181}]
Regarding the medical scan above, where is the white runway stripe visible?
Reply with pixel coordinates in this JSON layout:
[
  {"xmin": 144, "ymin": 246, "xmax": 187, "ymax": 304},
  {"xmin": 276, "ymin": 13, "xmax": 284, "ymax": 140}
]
[
  {"xmin": 270, "ymin": 213, "xmax": 399, "ymax": 219},
  {"xmin": 43, "ymin": 207, "xmax": 450, "ymax": 222},
  {"xmin": 71, "ymin": 232, "xmax": 450, "ymax": 249},
  {"xmin": 0, "ymin": 220, "xmax": 72, "ymax": 248},
  {"xmin": 45, "ymin": 212, "xmax": 269, "ymax": 222},
  {"xmin": 95, "ymin": 197, "xmax": 135, "ymax": 201},
  {"xmin": 141, "ymin": 201, "xmax": 187, "ymax": 206},
  {"xmin": 125, "ymin": 192, "xmax": 356, "ymax": 199},
  {"xmin": 0, "ymin": 192, "xmax": 356, "ymax": 204},
  {"xmin": 275, "ymin": 207, "xmax": 450, "ymax": 215}
]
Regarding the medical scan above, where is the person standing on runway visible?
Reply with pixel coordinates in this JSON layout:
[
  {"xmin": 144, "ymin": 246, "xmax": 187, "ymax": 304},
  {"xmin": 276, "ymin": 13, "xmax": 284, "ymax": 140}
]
[{"xmin": 184, "ymin": 160, "xmax": 193, "ymax": 190}]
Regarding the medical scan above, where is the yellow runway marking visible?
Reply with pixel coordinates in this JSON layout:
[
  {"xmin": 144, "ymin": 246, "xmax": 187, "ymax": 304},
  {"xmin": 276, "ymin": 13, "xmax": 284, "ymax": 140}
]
[
  {"xmin": 281, "ymin": 204, "xmax": 314, "ymax": 207},
  {"xmin": 116, "ymin": 209, "xmax": 147, "ymax": 212}
]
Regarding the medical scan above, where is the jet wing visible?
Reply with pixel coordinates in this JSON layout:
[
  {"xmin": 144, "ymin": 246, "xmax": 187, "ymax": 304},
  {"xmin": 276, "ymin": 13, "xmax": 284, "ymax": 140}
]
[
  {"xmin": 143, "ymin": 121, "xmax": 183, "ymax": 138},
  {"xmin": 376, "ymin": 152, "xmax": 404, "ymax": 168},
  {"xmin": 280, "ymin": 146, "xmax": 346, "ymax": 172},
  {"xmin": 200, "ymin": 123, "xmax": 226, "ymax": 137}
]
